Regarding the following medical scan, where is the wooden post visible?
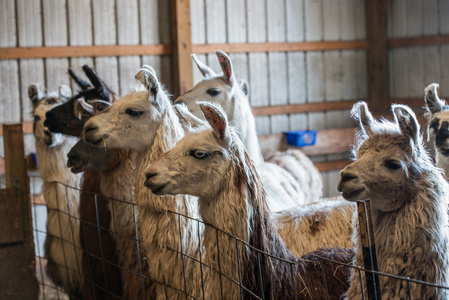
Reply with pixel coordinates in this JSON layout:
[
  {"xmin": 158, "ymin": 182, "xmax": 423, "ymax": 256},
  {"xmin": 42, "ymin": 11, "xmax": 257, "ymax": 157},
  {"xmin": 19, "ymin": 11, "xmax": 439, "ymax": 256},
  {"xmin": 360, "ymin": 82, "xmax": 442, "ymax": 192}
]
[
  {"xmin": 0, "ymin": 124, "xmax": 39, "ymax": 299},
  {"xmin": 366, "ymin": 0, "xmax": 389, "ymax": 114},
  {"xmin": 170, "ymin": 0, "xmax": 193, "ymax": 98}
]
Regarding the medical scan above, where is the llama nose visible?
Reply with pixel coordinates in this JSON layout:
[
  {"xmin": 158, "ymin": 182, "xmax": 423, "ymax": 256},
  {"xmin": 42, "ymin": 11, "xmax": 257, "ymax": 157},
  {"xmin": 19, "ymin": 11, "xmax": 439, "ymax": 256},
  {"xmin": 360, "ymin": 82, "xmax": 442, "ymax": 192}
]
[
  {"xmin": 340, "ymin": 170, "xmax": 357, "ymax": 183},
  {"xmin": 145, "ymin": 172, "xmax": 158, "ymax": 181},
  {"xmin": 84, "ymin": 124, "xmax": 97, "ymax": 135}
]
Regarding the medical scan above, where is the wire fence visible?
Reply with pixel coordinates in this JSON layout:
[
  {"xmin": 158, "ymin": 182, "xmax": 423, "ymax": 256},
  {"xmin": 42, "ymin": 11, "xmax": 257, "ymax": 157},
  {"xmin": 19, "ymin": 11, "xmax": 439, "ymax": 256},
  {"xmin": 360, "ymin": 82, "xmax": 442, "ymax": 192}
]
[{"xmin": 28, "ymin": 175, "xmax": 449, "ymax": 300}]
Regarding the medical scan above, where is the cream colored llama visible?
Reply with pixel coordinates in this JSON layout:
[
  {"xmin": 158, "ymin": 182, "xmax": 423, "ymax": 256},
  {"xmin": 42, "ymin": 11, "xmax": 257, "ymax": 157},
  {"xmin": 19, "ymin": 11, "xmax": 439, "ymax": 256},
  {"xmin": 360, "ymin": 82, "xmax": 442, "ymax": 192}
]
[
  {"xmin": 29, "ymin": 84, "xmax": 83, "ymax": 298},
  {"xmin": 338, "ymin": 101, "xmax": 449, "ymax": 299},
  {"xmin": 83, "ymin": 66, "xmax": 202, "ymax": 299},
  {"xmin": 67, "ymin": 100, "xmax": 150, "ymax": 299},
  {"xmin": 174, "ymin": 102, "xmax": 354, "ymax": 256},
  {"xmin": 175, "ymin": 50, "xmax": 323, "ymax": 209},
  {"xmin": 424, "ymin": 83, "xmax": 449, "ymax": 178},
  {"xmin": 144, "ymin": 102, "xmax": 354, "ymax": 299}
]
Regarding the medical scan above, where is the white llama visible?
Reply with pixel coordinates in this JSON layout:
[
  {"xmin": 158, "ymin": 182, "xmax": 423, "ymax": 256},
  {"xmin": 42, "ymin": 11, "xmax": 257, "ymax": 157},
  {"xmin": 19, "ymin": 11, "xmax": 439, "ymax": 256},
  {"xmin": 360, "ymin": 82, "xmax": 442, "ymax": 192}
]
[
  {"xmin": 174, "ymin": 50, "xmax": 323, "ymax": 209},
  {"xmin": 144, "ymin": 102, "xmax": 354, "ymax": 300},
  {"xmin": 424, "ymin": 83, "xmax": 449, "ymax": 177},
  {"xmin": 29, "ymin": 84, "xmax": 83, "ymax": 298},
  {"xmin": 83, "ymin": 66, "xmax": 202, "ymax": 299},
  {"xmin": 338, "ymin": 101, "xmax": 449, "ymax": 299}
]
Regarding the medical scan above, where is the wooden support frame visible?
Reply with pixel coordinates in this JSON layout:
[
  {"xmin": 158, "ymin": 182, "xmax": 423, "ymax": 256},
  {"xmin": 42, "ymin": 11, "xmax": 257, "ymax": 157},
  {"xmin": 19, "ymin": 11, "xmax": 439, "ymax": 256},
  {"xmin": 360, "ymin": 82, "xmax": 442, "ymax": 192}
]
[
  {"xmin": 170, "ymin": 0, "xmax": 194, "ymax": 98},
  {"xmin": 366, "ymin": 0, "xmax": 389, "ymax": 114},
  {"xmin": 0, "ymin": 124, "xmax": 39, "ymax": 299}
]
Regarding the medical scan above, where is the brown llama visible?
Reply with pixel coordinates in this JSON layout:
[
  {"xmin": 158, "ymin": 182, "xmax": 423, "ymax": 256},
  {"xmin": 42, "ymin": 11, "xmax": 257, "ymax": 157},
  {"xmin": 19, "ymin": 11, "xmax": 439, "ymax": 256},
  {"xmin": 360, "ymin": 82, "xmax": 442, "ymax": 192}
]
[
  {"xmin": 144, "ymin": 102, "xmax": 353, "ymax": 299},
  {"xmin": 338, "ymin": 102, "xmax": 449, "ymax": 299},
  {"xmin": 44, "ymin": 66, "xmax": 123, "ymax": 299}
]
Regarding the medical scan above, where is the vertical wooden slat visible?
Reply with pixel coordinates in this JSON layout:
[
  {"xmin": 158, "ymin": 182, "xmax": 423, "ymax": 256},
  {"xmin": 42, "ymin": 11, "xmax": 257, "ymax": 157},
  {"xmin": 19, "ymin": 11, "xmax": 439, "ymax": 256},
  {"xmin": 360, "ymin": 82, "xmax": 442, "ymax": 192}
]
[
  {"xmin": 170, "ymin": 0, "xmax": 193, "ymax": 97},
  {"xmin": 0, "ymin": 124, "xmax": 39, "ymax": 300},
  {"xmin": 247, "ymin": 0, "xmax": 269, "ymax": 135},
  {"xmin": 204, "ymin": 0, "xmax": 225, "ymax": 72},
  {"xmin": 117, "ymin": 0, "xmax": 141, "ymax": 95},
  {"xmin": 366, "ymin": 0, "xmax": 389, "ymax": 113},
  {"xmin": 190, "ymin": 0, "xmax": 206, "ymax": 85},
  {"xmin": 267, "ymin": 0, "xmax": 288, "ymax": 134}
]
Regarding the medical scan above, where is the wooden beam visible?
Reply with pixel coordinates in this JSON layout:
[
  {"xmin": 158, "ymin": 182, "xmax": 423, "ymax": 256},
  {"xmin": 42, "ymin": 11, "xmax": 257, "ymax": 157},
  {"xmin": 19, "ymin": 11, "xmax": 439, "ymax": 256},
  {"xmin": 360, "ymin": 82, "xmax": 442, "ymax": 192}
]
[
  {"xmin": 0, "ymin": 44, "xmax": 171, "ymax": 59},
  {"xmin": 170, "ymin": 0, "xmax": 193, "ymax": 97},
  {"xmin": 315, "ymin": 160, "xmax": 351, "ymax": 172},
  {"xmin": 0, "ymin": 122, "xmax": 33, "ymax": 136},
  {"xmin": 252, "ymin": 100, "xmax": 359, "ymax": 116},
  {"xmin": 366, "ymin": 0, "xmax": 389, "ymax": 113},
  {"xmin": 389, "ymin": 34, "xmax": 449, "ymax": 48},
  {"xmin": 192, "ymin": 40, "xmax": 369, "ymax": 54}
]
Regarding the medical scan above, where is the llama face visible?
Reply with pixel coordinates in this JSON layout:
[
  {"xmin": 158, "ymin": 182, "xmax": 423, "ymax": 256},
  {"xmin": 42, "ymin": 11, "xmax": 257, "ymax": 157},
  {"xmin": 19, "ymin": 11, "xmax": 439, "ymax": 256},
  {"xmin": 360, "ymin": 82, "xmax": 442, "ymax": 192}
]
[
  {"xmin": 338, "ymin": 102, "xmax": 422, "ymax": 212},
  {"xmin": 424, "ymin": 83, "xmax": 449, "ymax": 157},
  {"xmin": 29, "ymin": 84, "xmax": 71, "ymax": 147},
  {"xmin": 145, "ymin": 103, "xmax": 232, "ymax": 198},
  {"xmin": 67, "ymin": 139, "xmax": 113, "ymax": 173},
  {"xmin": 174, "ymin": 51, "xmax": 248, "ymax": 123},
  {"xmin": 83, "ymin": 66, "xmax": 167, "ymax": 153}
]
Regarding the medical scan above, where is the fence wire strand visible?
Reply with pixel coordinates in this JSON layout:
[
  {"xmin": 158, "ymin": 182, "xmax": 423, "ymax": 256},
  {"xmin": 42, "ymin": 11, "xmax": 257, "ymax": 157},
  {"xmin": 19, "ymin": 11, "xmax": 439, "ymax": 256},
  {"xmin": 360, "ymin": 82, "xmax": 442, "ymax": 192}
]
[{"xmin": 28, "ymin": 176, "xmax": 449, "ymax": 300}]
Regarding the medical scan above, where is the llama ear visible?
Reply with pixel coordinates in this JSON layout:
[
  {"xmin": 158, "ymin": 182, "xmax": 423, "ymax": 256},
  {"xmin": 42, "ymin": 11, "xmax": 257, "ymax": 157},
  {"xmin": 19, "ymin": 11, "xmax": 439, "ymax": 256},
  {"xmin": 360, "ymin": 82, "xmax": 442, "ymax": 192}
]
[
  {"xmin": 424, "ymin": 83, "xmax": 445, "ymax": 115},
  {"xmin": 59, "ymin": 84, "xmax": 72, "ymax": 102},
  {"xmin": 192, "ymin": 54, "xmax": 216, "ymax": 78},
  {"xmin": 68, "ymin": 68, "xmax": 92, "ymax": 91},
  {"xmin": 74, "ymin": 98, "xmax": 94, "ymax": 119},
  {"xmin": 28, "ymin": 84, "xmax": 45, "ymax": 108},
  {"xmin": 82, "ymin": 65, "xmax": 115, "ymax": 102},
  {"xmin": 215, "ymin": 50, "xmax": 235, "ymax": 87},
  {"xmin": 135, "ymin": 65, "xmax": 161, "ymax": 100},
  {"xmin": 174, "ymin": 103, "xmax": 205, "ymax": 132},
  {"xmin": 351, "ymin": 101, "xmax": 375, "ymax": 138},
  {"xmin": 199, "ymin": 102, "xmax": 231, "ymax": 147},
  {"xmin": 239, "ymin": 80, "xmax": 249, "ymax": 96},
  {"xmin": 91, "ymin": 100, "xmax": 111, "ymax": 114},
  {"xmin": 393, "ymin": 104, "xmax": 420, "ymax": 145}
]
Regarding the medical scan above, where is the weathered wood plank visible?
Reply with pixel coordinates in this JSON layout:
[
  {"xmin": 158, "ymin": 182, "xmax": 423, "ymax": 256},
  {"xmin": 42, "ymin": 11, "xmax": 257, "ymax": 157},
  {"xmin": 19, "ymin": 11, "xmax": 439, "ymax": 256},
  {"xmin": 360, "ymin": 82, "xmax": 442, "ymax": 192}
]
[
  {"xmin": 0, "ymin": 0, "xmax": 17, "ymax": 47},
  {"xmin": 0, "ymin": 188, "xmax": 23, "ymax": 244},
  {"xmin": 171, "ymin": 0, "xmax": 193, "ymax": 97},
  {"xmin": 67, "ymin": 0, "xmax": 93, "ymax": 46}
]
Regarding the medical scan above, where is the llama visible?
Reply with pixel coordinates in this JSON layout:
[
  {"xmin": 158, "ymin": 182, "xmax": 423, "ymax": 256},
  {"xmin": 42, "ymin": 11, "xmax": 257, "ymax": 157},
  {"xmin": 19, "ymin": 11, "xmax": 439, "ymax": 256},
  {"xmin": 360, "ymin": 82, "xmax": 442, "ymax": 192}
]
[
  {"xmin": 29, "ymin": 83, "xmax": 83, "ymax": 298},
  {"xmin": 67, "ymin": 103, "xmax": 151, "ymax": 299},
  {"xmin": 83, "ymin": 65, "xmax": 203, "ymax": 299},
  {"xmin": 338, "ymin": 101, "xmax": 449, "ymax": 299},
  {"xmin": 44, "ymin": 66, "xmax": 123, "ymax": 299},
  {"xmin": 144, "ymin": 102, "xmax": 353, "ymax": 299},
  {"xmin": 424, "ymin": 83, "xmax": 449, "ymax": 178},
  {"xmin": 175, "ymin": 50, "xmax": 323, "ymax": 208},
  {"xmin": 174, "ymin": 101, "xmax": 354, "ymax": 257}
]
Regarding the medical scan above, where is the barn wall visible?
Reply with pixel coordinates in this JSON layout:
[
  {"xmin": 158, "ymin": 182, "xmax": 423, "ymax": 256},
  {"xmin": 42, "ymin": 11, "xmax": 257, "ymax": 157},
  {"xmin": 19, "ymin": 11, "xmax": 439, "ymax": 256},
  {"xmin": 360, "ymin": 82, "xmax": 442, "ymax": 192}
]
[
  {"xmin": 190, "ymin": 0, "xmax": 368, "ymax": 197},
  {"xmin": 388, "ymin": 0, "xmax": 449, "ymax": 99},
  {"xmin": 0, "ymin": 0, "xmax": 171, "ymax": 157}
]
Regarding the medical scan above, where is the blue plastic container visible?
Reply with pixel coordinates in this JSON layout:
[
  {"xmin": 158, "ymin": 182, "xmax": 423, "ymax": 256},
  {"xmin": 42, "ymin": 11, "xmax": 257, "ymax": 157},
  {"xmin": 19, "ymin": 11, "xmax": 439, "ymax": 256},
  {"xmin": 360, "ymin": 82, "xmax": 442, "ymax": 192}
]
[{"xmin": 284, "ymin": 130, "xmax": 318, "ymax": 147}]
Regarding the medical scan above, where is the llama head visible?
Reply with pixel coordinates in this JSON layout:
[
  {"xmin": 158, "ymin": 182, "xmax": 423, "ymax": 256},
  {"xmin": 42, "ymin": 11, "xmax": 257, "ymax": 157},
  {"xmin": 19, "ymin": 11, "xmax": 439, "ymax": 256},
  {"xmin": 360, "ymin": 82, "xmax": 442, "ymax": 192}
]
[
  {"xmin": 67, "ymin": 139, "xmax": 113, "ymax": 173},
  {"xmin": 29, "ymin": 83, "xmax": 71, "ymax": 147},
  {"xmin": 144, "ymin": 102, "xmax": 235, "ymax": 198},
  {"xmin": 424, "ymin": 83, "xmax": 449, "ymax": 158},
  {"xmin": 174, "ymin": 50, "xmax": 249, "ymax": 123},
  {"xmin": 83, "ymin": 65, "xmax": 171, "ymax": 153},
  {"xmin": 45, "ymin": 65, "xmax": 115, "ymax": 137},
  {"xmin": 338, "ymin": 101, "xmax": 429, "ymax": 212}
]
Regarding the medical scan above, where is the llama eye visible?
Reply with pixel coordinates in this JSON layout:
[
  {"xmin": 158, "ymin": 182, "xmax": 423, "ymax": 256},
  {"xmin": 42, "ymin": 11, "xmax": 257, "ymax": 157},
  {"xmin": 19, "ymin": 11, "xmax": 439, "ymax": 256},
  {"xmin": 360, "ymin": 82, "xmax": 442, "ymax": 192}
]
[
  {"xmin": 190, "ymin": 150, "xmax": 210, "ymax": 160},
  {"xmin": 34, "ymin": 115, "xmax": 40, "ymax": 122},
  {"xmin": 46, "ymin": 98, "xmax": 57, "ymax": 105},
  {"xmin": 125, "ymin": 109, "xmax": 144, "ymax": 117},
  {"xmin": 206, "ymin": 89, "xmax": 221, "ymax": 97},
  {"xmin": 384, "ymin": 159, "xmax": 401, "ymax": 170}
]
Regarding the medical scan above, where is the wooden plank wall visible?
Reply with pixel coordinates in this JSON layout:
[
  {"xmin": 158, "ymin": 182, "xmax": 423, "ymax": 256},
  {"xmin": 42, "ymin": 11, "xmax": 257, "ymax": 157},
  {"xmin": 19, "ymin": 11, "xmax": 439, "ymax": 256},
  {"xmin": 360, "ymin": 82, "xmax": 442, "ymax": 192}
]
[
  {"xmin": 388, "ymin": 0, "xmax": 449, "ymax": 100},
  {"xmin": 190, "ymin": 0, "xmax": 367, "ymax": 197},
  {"xmin": 0, "ymin": 0, "xmax": 171, "ymax": 159}
]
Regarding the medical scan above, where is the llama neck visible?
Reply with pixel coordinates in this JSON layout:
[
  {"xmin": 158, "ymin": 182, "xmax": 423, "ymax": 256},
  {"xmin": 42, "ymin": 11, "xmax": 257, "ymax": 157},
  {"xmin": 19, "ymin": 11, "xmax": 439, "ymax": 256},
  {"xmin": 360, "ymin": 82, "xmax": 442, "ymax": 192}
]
[
  {"xmin": 230, "ymin": 94, "xmax": 264, "ymax": 166},
  {"xmin": 135, "ymin": 107, "xmax": 201, "ymax": 297},
  {"xmin": 199, "ymin": 148, "xmax": 295, "ymax": 298},
  {"xmin": 35, "ymin": 136, "xmax": 81, "ymax": 187}
]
